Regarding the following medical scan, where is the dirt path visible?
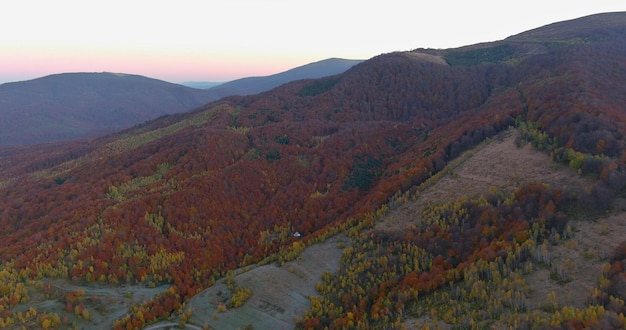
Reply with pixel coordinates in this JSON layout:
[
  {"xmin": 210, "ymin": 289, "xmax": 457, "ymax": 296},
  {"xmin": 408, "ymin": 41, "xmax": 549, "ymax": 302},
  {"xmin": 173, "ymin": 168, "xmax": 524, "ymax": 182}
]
[
  {"xmin": 12, "ymin": 234, "xmax": 347, "ymax": 330},
  {"xmin": 184, "ymin": 234, "xmax": 349, "ymax": 330}
]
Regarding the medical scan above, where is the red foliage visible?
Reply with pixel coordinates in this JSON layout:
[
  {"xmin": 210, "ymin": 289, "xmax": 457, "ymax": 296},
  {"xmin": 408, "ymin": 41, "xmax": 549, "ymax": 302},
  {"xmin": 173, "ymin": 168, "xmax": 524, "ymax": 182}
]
[{"xmin": 1, "ymin": 28, "xmax": 626, "ymax": 328}]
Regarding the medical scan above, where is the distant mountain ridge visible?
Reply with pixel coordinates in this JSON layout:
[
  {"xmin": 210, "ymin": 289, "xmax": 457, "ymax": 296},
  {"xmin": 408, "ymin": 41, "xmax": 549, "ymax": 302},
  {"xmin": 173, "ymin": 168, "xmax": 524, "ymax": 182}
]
[
  {"xmin": 180, "ymin": 58, "xmax": 363, "ymax": 91},
  {"xmin": 0, "ymin": 72, "xmax": 210, "ymax": 146},
  {"xmin": 0, "ymin": 58, "xmax": 362, "ymax": 146},
  {"xmin": 205, "ymin": 58, "xmax": 363, "ymax": 97}
]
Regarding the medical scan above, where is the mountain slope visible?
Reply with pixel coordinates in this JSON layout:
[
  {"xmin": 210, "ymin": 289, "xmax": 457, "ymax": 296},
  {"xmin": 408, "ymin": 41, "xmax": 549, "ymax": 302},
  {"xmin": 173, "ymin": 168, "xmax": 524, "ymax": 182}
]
[
  {"xmin": 0, "ymin": 72, "xmax": 212, "ymax": 146},
  {"xmin": 205, "ymin": 58, "xmax": 363, "ymax": 97},
  {"xmin": 0, "ymin": 58, "xmax": 361, "ymax": 146},
  {"xmin": 0, "ymin": 12, "xmax": 625, "ymax": 329},
  {"xmin": 182, "ymin": 129, "xmax": 619, "ymax": 329}
]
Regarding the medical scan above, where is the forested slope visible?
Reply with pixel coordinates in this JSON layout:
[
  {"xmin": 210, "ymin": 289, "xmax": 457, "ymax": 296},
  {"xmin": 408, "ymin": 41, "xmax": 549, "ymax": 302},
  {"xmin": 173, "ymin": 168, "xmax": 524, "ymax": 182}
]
[{"xmin": 0, "ymin": 12, "xmax": 625, "ymax": 329}]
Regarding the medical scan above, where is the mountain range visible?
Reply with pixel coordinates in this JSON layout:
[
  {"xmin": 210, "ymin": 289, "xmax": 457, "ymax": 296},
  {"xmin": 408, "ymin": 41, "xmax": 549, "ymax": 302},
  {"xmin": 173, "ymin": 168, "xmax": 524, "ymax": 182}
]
[
  {"xmin": 0, "ymin": 58, "xmax": 362, "ymax": 146},
  {"xmin": 0, "ymin": 12, "xmax": 626, "ymax": 329}
]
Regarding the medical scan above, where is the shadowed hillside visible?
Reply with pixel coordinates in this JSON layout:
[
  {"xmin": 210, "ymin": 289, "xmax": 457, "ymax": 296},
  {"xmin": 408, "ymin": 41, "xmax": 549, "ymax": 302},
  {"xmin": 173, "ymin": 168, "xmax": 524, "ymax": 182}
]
[
  {"xmin": 0, "ymin": 73, "xmax": 211, "ymax": 146},
  {"xmin": 0, "ymin": 12, "xmax": 625, "ymax": 329},
  {"xmin": 205, "ymin": 58, "xmax": 363, "ymax": 97}
]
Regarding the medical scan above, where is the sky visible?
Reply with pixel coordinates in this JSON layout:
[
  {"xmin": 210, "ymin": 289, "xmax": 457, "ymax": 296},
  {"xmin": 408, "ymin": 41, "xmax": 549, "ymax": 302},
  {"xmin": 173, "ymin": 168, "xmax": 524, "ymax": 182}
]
[{"xmin": 1, "ymin": 1, "xmax": 624, "ymax": 85}]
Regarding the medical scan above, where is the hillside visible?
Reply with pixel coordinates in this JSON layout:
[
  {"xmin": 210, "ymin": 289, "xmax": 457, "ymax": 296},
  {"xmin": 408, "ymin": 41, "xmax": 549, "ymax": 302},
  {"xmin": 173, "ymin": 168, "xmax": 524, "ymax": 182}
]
[
  {"xmin": 205, "ymin": 58, "xmax": 363, "ymax": 97},
  {"xmin": 0, "ymin": 12, "xmax": 625, "ymax": 329},
  {"xmin": 0, "ymin": 58, "xmax": 360, "ymax": 146},
  {"xmin": 0, "ymin": 73, "xmax": 211, "ymax": 146},
  {"xmin": 172, "ymin": 129, "xmax": 624, "ymax": 329}
]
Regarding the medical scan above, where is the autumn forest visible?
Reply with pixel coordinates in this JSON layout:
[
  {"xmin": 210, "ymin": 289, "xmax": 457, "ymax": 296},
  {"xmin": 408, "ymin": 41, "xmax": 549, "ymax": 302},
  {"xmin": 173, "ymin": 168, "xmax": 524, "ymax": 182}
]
[{"xmin": 1, "ymin": 12, "xmax": 626, "ymax": 329}]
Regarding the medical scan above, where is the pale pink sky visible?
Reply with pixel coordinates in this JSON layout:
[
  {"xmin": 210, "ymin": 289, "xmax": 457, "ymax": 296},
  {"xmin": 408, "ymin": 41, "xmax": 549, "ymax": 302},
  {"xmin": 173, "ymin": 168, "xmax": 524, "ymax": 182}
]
[{"xmin": 1, "ymin": 1, "xmax": 624, "ymax": 84}]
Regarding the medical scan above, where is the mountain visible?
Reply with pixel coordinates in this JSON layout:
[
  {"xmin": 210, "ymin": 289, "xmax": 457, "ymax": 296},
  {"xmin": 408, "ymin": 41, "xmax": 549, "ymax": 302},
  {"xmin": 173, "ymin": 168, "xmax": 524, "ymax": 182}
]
[
  {"xmin": 205, "ymin": 58, "xmax": 364, "ymax": 97},
  {"xmin": 0, "ymin": 12, "xmax": 626, "ymax": 329},
  {"xmin": 0, "ymin": 58, "xmax": 361, "ymax": 146},
  {"xmin": 0, "ymin": 72, "xmax": 212, "ymax": 146},
  {"xmin": 181, "ymin": 58, "xmax": 362, "ymax": 92}
]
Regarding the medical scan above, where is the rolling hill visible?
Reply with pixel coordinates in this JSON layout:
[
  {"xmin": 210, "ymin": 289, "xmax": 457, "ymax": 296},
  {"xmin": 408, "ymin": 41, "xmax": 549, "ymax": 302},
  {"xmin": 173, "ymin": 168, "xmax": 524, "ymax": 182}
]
[
  {"xmin": 0, "ymin": 58, "xmax": 361, "ymax": 146},
  {"xmin": 0, "ymin": 12, "xmax": 625, "ymax": 329},
  {"xmin": 0, "ymin": 72, "xmax": 212, "ymax": 146}
]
